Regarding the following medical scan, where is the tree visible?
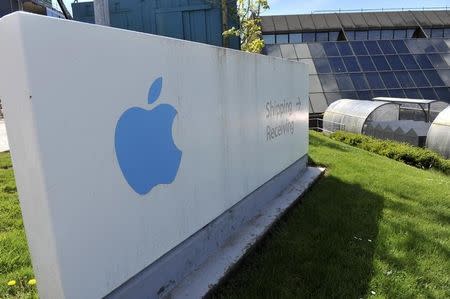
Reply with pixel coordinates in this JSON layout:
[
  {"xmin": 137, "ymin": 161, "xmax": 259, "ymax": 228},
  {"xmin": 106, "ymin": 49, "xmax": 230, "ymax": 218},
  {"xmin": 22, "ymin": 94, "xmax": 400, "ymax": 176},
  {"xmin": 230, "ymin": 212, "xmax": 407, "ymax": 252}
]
[{"xmin": 222, "ymin": 0, "xmax": 270, "ymax": 53}]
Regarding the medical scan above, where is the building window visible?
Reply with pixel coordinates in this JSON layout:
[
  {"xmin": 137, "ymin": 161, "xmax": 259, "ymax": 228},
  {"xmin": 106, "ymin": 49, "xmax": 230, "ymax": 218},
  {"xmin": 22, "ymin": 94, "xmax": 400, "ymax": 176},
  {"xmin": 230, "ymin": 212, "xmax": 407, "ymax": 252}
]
[
  {"xmin": 329, "ymin": 31, "xmax": 340, "ymax": 41},
  {"xmin": 445, "ymin": 28, "xmax": 450, "ymax": 38},
  {"xmin": 381, "ymin": 29, "xmax": 394, "ymax": 40},
  {"xmin": 276, "ymin": 34, "xmax": 289, "ymax": 44},
  {"xmin": 346, "ymin": 31, "xmax": 355, "ymax": 40},
  {"xmin": 316, "ymin": 32, "xmax": 329, "ymax": 41},
  {"xmin": 262, "ymin": 34, "xmax": 275, "ymax": 45},
  {"xmin": 431, "ymin": 28, "xmax": 444, "ymax": 38},
  {"xmin": 368, "ymin": 30, "xmax": 381, "ymax": 40},
  {"xmin": 303, "ymin": 32, "xmax": 315, "ymax": 42},
  {"xmin": 394, "ymin": 29, "xmax": 406, "ymax": 39},
  {"xmin": 289, "ymin": 33, "xmax": 302, "ymax": 43},
  {"xmin": 355, "ymin": 31, "xmax": 368, "ymax": 40}
]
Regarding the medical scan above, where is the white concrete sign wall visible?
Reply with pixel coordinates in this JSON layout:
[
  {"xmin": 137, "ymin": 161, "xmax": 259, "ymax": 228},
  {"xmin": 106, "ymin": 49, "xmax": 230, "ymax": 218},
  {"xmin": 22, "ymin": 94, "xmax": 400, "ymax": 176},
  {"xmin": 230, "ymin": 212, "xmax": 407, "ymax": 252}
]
[{"xmin": 0, "ymin": 13, "xmax": 309, "ymax": 299}]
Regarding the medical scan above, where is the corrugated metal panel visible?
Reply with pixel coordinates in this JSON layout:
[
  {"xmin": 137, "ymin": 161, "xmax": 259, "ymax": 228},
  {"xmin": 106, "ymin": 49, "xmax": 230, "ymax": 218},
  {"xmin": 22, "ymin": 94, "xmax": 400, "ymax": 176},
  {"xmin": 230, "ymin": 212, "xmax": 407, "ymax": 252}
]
[
  {"xmin": 433, "ymin": 11, "xmax": 450, "ymax": 25},
  {"xmin": 399, "ymin": 11, "xmax": 419, "ymax": 27},
  {"xmin": 285, "ymin": 15, "xmax": 302, "ymax": 31},
  {"xmin": 311, "ymin": 14, "xmax": 329, "ymax": 30},
  {"xmin": 422, "ymin": 11, "xmax": 444, "ymax": 26},
  {"xmin": 299, "ymin": 14, "xmax": 316, "ymax": 30},
  {"xmin": 362, "ymin": 12, "xmax": 381, "ymax": 28},
  {"xmin": 412, "ymin": 11, "xmax": 434, "ymax": 27},
  {"xmin": 325, "ymin": 14, "xmax": 342, "ymax": 29},
  {"xmin": 349, "ymin": 13, "xmax": 368, "ymax": 28},
  {"xmin": 338, "ymin": 13, "xmax": 355, "ymax": 28},
  {"xmin": 374, "ymin": 12, "xmax": 394, "ymax": 27},
  {"xmin": 272, "ymin": 15, "xmax": 289, "ymax": 32},
  {"xmin": 386, "ymin": 12, "xmax": 407, "ymax": 27},
  {"xmin": 261, "ymin": 16, "xmax": 275, "ymax": 32}
]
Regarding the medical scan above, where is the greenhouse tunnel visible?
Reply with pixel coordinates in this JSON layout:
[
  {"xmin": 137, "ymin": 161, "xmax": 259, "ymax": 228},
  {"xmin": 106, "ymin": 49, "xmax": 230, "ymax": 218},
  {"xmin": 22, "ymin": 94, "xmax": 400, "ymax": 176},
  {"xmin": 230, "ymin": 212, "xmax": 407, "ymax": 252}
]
[
  {"xmin": 427, "ymin": 106, "xmax": 450, "ymax": 158},
  {"xmin": 322, "ymin": 99, "xmax": 399, "ymax": 134}
]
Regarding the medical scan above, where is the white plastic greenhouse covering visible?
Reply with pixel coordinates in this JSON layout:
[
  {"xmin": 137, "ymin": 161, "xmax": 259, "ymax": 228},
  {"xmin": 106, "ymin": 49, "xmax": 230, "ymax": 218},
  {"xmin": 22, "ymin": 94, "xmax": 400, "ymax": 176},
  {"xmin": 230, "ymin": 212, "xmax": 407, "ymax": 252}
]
[
  {"xmin": 426, "ymin": 106, "xmax": 450, "ymax": 158},
  {"xmin": 323, "ymin": 99, "xmax": 399, "ymax": 134}
]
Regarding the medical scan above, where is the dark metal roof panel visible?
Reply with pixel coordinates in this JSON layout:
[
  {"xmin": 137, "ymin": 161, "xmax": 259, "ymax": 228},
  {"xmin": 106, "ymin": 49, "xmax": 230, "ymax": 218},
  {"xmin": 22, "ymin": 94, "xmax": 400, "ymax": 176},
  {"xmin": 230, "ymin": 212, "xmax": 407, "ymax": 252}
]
[
  {"xmin": 299, "ymin": 14, "xmax": 316, "ymax": 30},
  {"xmin": 386, "ymin": 12, "xmax": 408, "ymax": 27},
  {"xmin": 261, "ymin": 16, "xmax": 275, "ymax": 32},
  {"xmin": 398, "ymin": 11, "xmax": 419, "ymax": 27},
  {"xmin": 374, "ymin": 12, "xmax": 394, "ymax": 27},
  {"xmin": 272, "ymin": 15, "xmax": 289, "ymax": 31},
  {"xmin": 285, "ymin": 15, "xmax": 302, "ymax": 31},
  {"xmin": 362, "ymin": 12, "xmax": 382, "ymax": 27},
  {"xmin": 311, "ymin": 14, "xmax": 329, "ymax": 30},
  {"xmin": 324, "ymin": 13, "xmax": 342, "ymax": 29},
  {"xmin": 349, "ymin": 13, "xmax": 368, "ymax": 27},
  {"xmin": 338, "ymin": 13, "xmax": 356, "ymax": 28}
]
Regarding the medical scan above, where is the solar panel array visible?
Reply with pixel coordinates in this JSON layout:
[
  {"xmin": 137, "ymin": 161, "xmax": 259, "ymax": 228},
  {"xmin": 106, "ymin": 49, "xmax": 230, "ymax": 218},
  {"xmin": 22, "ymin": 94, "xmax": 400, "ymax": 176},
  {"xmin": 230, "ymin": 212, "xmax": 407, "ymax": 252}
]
[{"xmin": 265, "ymin": 39, "xmax": 450, "ymax": 113}]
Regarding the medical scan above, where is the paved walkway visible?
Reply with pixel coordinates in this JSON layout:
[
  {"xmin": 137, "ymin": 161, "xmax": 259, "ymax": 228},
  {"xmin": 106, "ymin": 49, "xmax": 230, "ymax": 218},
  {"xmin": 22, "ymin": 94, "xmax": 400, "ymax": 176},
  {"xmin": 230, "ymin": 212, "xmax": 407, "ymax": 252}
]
[{"xmin": 0, "ymin": 120, "xmax": 10, "ymax": 152}]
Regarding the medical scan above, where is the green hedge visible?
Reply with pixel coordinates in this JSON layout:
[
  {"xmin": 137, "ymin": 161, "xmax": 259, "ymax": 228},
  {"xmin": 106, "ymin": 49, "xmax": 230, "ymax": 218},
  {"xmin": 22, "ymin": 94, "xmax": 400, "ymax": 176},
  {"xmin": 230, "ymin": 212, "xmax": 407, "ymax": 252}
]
[{"xmin": 329, "ymin": 131, "xmax": 450, "ymax": 175}]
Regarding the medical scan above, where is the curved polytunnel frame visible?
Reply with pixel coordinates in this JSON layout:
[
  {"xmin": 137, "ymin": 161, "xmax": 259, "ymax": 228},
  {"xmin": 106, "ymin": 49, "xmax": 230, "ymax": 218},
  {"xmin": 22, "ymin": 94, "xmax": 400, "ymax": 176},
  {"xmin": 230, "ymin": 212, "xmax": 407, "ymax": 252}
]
[
  {"xmin": 323, "ymin": 99, "xmax": 400, "ymax": 134},
  {"xmin": 427, "ymin": 106, "xmax": 450, "ymax": 158}
]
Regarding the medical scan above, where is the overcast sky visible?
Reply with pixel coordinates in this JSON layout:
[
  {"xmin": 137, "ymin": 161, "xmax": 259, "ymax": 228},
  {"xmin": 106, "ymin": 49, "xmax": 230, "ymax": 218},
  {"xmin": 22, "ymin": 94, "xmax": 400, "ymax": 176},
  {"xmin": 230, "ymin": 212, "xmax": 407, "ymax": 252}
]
[{"xmin": 61, "ymin": 0, "xmax": 450, "ymax": 17}]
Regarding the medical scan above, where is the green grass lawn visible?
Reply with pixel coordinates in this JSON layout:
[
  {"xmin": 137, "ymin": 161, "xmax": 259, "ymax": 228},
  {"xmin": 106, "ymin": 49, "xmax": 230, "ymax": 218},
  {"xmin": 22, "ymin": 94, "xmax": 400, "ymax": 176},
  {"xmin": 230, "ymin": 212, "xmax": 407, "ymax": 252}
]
[{"xmin": 0, "ymin": 132, "xmax": 449, "ymax": 298}]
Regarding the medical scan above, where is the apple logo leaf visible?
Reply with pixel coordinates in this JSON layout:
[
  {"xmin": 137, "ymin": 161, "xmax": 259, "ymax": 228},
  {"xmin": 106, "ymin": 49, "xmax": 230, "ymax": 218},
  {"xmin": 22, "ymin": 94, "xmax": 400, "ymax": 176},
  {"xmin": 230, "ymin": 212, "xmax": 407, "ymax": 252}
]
[{"xmin": 148, "ymin": 77, "xmax": 163, "ymax": 104}]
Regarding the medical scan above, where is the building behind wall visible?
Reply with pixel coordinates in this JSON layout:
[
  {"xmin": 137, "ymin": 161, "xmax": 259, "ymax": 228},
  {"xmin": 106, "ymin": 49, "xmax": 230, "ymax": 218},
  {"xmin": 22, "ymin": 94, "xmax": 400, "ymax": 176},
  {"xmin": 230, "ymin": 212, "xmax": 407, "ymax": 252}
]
[
  {"xmin": 71, "ymin": 0, "xmax": 240, "ymax": 49},
  {"xmin": 261, "ymin": 9, "xmax": 450, "ymax": 115},
  {"xmin": 0, "ymin": 0, "xmax": 64, "ymax": 18}
]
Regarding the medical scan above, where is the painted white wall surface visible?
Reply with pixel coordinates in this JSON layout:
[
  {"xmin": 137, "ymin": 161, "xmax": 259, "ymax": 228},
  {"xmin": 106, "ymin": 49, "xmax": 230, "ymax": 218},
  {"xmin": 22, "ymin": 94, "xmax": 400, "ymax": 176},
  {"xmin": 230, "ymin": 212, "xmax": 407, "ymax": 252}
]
[{"xmin": 0, "ymin": 12, "xmax": 309, "ymax": 299}]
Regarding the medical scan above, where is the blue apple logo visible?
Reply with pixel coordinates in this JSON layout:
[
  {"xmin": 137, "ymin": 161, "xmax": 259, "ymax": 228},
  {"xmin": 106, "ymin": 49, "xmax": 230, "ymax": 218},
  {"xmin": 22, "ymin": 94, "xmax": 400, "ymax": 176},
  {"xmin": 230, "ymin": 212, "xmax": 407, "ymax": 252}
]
[{"xmin": 114, "ymin": 77, "xmax": 182, "ymax": 195}]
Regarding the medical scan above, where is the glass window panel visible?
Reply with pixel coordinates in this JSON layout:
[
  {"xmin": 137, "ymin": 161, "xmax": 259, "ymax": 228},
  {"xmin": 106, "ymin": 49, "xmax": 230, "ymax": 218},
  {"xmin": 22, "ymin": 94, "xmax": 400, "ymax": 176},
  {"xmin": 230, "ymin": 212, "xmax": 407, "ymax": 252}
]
[
  {"xmin": 394, "ymin": 29, "xmax": 406, "ymax": 39},
  {"xmin": 399, "ymin": 55, "xmax": 420, "ymax": 70},
  {"xmin": 329, "ymin": 32, "xmax": 340, "ymax": 41},
  {"xmin": 407, "ymin": 29, "xmax": 415, "ymax": 38},
  {"xmin": 372, "ymin": 56, "xmax": 391, "ymax": 71},
  {"xmin": 432, "ymin": 40, "xmax": 448, "ymax": 52},
  {"xmin": 303, "ymin": 32, "xmax": 315, "ymax": 42},
  {"xmin": 310, "ymin": 75, "xmax": 323, "ymax": 93},
  {"xmin": 357, "ymin": 90, "xmax": 373, "ymax": 100},
  {"xmin": 380, "ymin": 72, "xmax": 400, "ymax": 88},
  {"xmin": 335, "ymin": 74, "xmax": 355, "ymax": 90},
  {"xmin": 350, "ymin": 41, "xmax": 368, "ymax": 55},
  {"xmin": 391, "ymin": 40, "xmax": 409, "ymax": 54},
  {"xmin": 318, "ymin": 74, "xmax": 339, "ymax": 92},
  {"xmin": 431, "ymin": 28, "xmax": 444, "ymax": 38},
  {"xmin": 381, "ymin": 29, "xmax": 394, "ymax": 40},
  {"xmin": 368, "ymin": 30, "xmax": 381, "ymax": 40},
  {"xmin": 388, "ymin": 89, "xmax": 406, "ymax": 98},
  {"xmin": 325, "ymin": 92, "xmax": 343, "ymax": 105},
  {"xmin": 289, "ymin": 33, "xmax": 302, "ymax": 43},
  {"xmin": 427, "ymin": 54, "xmax": 447, "ymax": 68},
  {"xmin": 404, "ymin": 89, "xmax": 421, "ymax": 99},
  {"xmin": 310, "ymin": 93, "xmax": 329, "ymax": 113},
  {"xmin": 445, "ymin": 28, "xmax": 450, "ymax": 38},
  {"xmin": 350, "ymin": 73, "xmax": 369, "ymax": 90},
  {"xmin": 419, "ymin": 88, "xmax": 437, "ymax": 99},
  {"xmin": 276, "ymin": 34, "xmax": 289, "ymax": 44},
  {"xmin": 340, "ymin": 91, "xmax": 358, "ymax": 99},
  {"xmin": 336, "ymin": 42, "xmax": 354, "ymax": 56},
  {"xmin": 308, "ymin": 43, "xmax": 326, "ymax": 57},
  {"xmin": 437, "ymin": 69, "xmax": 450, "ymax": 85},
  {"xmin": 378, "ymin": 40, "xmax": 396, "ymax": 54},
  {"xmin": 323, "ymin": 43, "xmax": 340, "ymax": 56},
  {"xmin": 329, "ymin": 57, "xmax": 347, "ymax": 73},
  {"xmin": 313, "ymin": 58, "xmax": 332, "ymax": 73},
  {"xmin": 423, "ymin": 70, "xmax": 445, "ymax": 86},
  {"xmin": 442, "ymin": 53, "xmax": 450, "ymax": 65},
  {"xmin": 409, "ymin": 71, "xmax": 431, "ymax": 87},
  {"xmin": 423, "ymin": 28, "xmax": 431, "ymax": 37},
  {"xmin": 357, "ymin": 56, "xmax": 376, "ymax": 71},
  {"xmin": 262, "ymin": 34, "xmax": 275, "ymax": 45},
  {"xmin": 365, "ymin": 73, "xmax": 386, "ymax": 89},
  {"xmin": 372, "ymin": 89, "xmax": 389, "ymax": 98},
  {"xmin": 299, "ymin": 59, "xmax": 316, "ymax": 74},
  {"xmin": 342, "ymin": 56, "xmax": 361, "ymax": 72},
  {"xmin": 434, "ymin": 87, "xmax": 450, "ymax": 100},
  {"xmin": 316, "ymin": 32, "xmax": 329, "ymax": 41},
  {"xmin": 414, "ymin": 54, "xmax": 434, "ymax": 69},
  {"xmin": 355, "ymin": 31, "xmax": 368, "ymax": 40},
  {"xmin": 365, "ymin": 41, "xmax": 382, "ymax": 55},
  {"xmin": 386, "ymin": 55, "xmax": 405, "ymax": 70},
  {"xmin": 394, "ymin": 71, "xmax": 416, "ymax": 88},
  {"xmin": 346, "ymin": 31, "xmax": 355, "ymax": 40}
]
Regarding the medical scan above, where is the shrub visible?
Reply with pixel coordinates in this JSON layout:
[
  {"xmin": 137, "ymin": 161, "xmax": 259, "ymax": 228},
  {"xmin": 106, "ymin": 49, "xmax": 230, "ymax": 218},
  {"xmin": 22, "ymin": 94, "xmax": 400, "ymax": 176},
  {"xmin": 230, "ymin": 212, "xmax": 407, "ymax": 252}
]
[{"xmin": 329, "ymin": 131, "xmax": 450, "ymax": 175}]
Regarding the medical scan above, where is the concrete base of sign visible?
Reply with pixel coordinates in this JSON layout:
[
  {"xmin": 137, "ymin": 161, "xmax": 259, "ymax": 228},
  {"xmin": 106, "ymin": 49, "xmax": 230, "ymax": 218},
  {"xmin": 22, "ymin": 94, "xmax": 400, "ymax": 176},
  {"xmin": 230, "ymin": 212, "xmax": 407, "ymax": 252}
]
[{"xmin": 106, "ymin": 155, "xmax": 324, "ymax": 299}]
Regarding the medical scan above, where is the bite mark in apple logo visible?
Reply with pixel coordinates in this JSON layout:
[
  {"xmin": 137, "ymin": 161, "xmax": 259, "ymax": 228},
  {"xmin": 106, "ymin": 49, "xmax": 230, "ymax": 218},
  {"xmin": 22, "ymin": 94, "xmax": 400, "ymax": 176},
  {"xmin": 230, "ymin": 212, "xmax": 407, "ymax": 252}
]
[{"xmin": 114, "ymin": 77, "xmax": 182, "ymax": 195}]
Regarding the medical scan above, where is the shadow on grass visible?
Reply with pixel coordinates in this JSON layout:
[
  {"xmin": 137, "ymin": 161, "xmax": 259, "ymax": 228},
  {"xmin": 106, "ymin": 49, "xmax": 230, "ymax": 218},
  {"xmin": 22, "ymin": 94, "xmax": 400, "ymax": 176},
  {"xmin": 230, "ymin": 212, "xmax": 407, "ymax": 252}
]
[{"xmin": 210, "ymin": 175, "xmax": 384, "ymax": 299}]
